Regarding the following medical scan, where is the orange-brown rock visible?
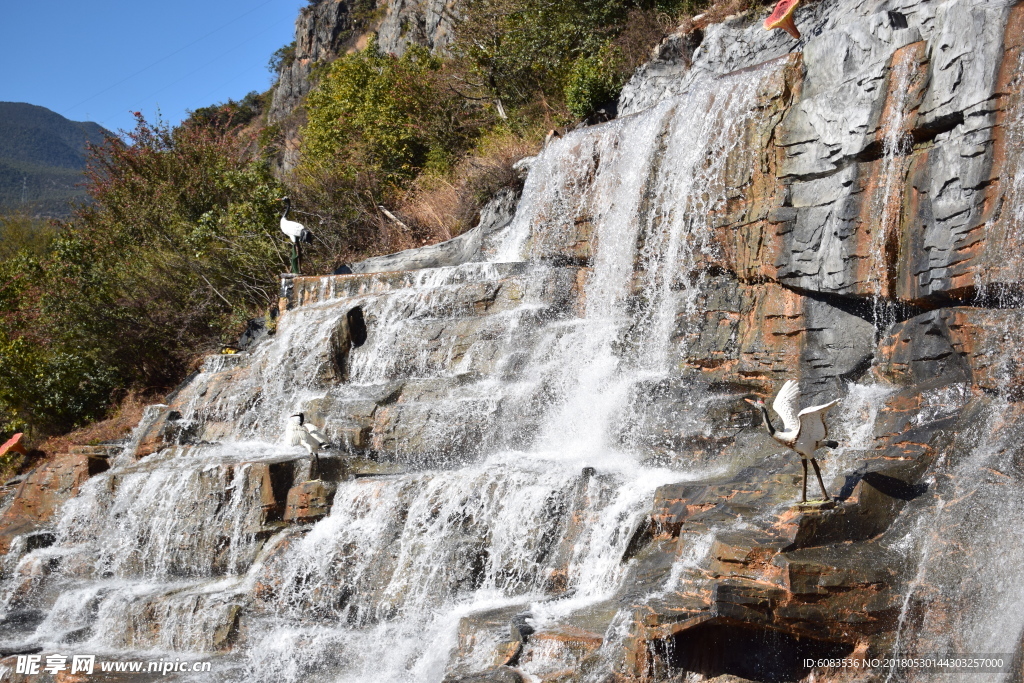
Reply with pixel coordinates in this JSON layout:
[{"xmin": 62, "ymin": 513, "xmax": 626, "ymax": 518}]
[
  {"xmin": 0, "ymin": 453, "xmax": 92, "ymax": 554},
  {"xmin": 283, "ymin": 479, "xmax": 336, "ymax": 522}
]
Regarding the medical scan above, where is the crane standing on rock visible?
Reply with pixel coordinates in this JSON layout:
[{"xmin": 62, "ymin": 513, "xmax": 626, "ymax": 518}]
[
  {"xmin": 745, "ymin": 380, "xmax": 838, "ymax": 504},
  {"xmin": 288, "ymin": 413, "xmax": 331, "ymax": 481},
  {"xmin": 279, "ymin": 196, "xmax": 313, "ymax": 275}
]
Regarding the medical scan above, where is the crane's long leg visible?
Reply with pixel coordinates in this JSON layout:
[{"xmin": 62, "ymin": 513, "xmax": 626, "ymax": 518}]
[
  {"xmin": 810, "ymin": 458, "xmax": 830, "ymax": 501},
  {"xmin": 311, "ymin": 451, "xmax": 320, "ymax": 481},
  {"xmin": 801, "ymin": 459, "xmax": 808, "ymax": 503}
]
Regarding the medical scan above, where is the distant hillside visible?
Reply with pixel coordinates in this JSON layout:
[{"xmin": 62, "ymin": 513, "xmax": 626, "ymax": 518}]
[{"xmin": 0, "ymin": 102, "xmax": 111, "ymax": 217}]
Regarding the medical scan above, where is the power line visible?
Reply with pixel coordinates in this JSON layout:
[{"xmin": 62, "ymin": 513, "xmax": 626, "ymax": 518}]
[
  {"xmin": 65, "ymin": 0, "xmax": 280, "ymax": 115},
  {"xmin": 189, "ymin": 62, "xmax": 268, "ymax": 109},
  {"xmin": 95, "ymin": 21, "xmax": 283, "ymax": 128}
]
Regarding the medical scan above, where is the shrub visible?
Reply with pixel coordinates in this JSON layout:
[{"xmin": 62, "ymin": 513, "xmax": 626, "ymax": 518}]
[
  {"xmin": 187, "ymin": 91, "xmax": 267, "ymax": 129},
  {"xmin": 449, "ymin": 0, "xmax": 685, "ymax": 121},
  {"xmin": 286, "ymin": 37, "xmax": 490, "ymax": 266},
  {"xmin": 0, "ymin": 213, "xmax": 59, "ymax": 260},
  {"xmin": 269, "ymin": 41, "xmax": 297, "ymax": 74},
  {"xmin": 565, "ymin": 46, "xmax": 626, "ymax": 119},
  {"xmin": 397, "ymin": 128, "xmax": 540, "ymax": 239},
  {"xmin": 0, "ymin": 113, "xmax": 286, "ymax": 438},
  {"xmin": 301, "ymin": 38, "xmax": 478, "ymax": 184}
]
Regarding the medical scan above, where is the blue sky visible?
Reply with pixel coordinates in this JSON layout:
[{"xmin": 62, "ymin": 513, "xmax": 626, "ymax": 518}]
[{"xmin": 0, "ymin": 0, "xmax": 307, "ymax": 134}]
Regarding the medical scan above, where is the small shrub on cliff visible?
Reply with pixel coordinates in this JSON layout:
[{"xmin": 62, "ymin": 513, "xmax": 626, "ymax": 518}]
[
  {"xmin": 565, "ymin": 46, "xmax": 627, "ymax": 119},
  {"xmin": 187, "ymin": 91, "xmax": 267, "ymax": 129},
  {"xmin": 269, "ymin": 41, "xmax": 297, "ymax": 73}
]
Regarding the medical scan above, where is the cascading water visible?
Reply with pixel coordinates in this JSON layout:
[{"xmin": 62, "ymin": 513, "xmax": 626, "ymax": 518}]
[
  {"xmin": 870, "ymin": 48, "xmax": 917, "ymax": 331},
  {"xmin": 882, "ymin": 395, "xmax": 1024, "ymax": 683},
  {"xmin": 497, "ymin": 70, "xmax": 769, "ymax": 461},
  {"xmin": 879, "ymin": 314, "xmax": 1024, "ymax": 682},
  {"xmin": 0, "ymin": 63, "xmax": 778, "ymax": 682}
]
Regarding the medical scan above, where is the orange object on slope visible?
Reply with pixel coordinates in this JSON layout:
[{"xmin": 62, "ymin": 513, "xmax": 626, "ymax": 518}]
[
  {"xmin": 764, "ymin": 0, "xmax": 801, "ymax": 39},
  {"xmin": 0, "ymin": 433, "xmax": 28, "ymax": 458}
]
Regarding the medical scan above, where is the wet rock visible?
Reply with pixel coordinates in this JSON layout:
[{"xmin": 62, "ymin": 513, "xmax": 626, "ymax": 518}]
[
  {"xmin": 284, "ymin": 480, "xmax": 337, "ymax": 522},
  {"xmin": 236, "ymin": 316, "xmax": 271, "ymax": 351},
  {"xmin": 443, "ymin": 667, "xmax": 525, "ymax": 683},
  {"xmin": 618, "ymin": 30, "xmax": 705, "ymax": 116},
  {"xmin": 448, "ymin": 605, "xmax": 530, "ymax": 676},
  {"xmin": 876, "ymin": 307, "xmax": 1024, "ymax": 396},
  {"xmin": 516, "ymin": 625, "xmax": 604, "ymax": 680},
  {"xmin": 668, "ymin": 274, "xmax": 875, "ymax": 403},
  {"xmin": 0, "ymin": 453, "xmax": 92, "ymax": 554},
  {"xmin": 132, "ymin": 407, "xmax": 195, "ymax": 458}
]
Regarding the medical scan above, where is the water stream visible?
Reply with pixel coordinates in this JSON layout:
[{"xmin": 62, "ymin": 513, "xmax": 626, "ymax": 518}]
[{"xmin": 0, "ymin": 64, "xmax": 779, "ymax": 681}]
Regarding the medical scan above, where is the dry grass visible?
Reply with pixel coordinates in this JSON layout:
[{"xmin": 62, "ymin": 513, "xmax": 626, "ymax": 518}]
[
  {"xmin": 0, "ymin": 391, "xmax": 157, "ymax": 485},
  {"xmin": 675, "ymin": 0, "xmax": 772, "ymax": 34},
  {"xmin": 35, "ymin": 390, "xmax": 154, "ymax": 457},
  {"xmin": 613, "ymin": 8, "xmax": 680, "ymax": 74},
  {"xmin": 0, "ymin": 390, "xmax": 154, "ymax": 483},
  {"xmin": 396, "ymin": 132, "xmax": 544, "ymax": 240}
]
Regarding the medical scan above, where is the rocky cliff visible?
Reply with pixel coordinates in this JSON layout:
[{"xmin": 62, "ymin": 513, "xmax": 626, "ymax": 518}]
[
  {"xmin": 268, "ymin": 0, "xmax": 458, "ymax": 171},
  {"xmin": 2, "ymin": 1, "xmax": 1024, "ymax": 682}
]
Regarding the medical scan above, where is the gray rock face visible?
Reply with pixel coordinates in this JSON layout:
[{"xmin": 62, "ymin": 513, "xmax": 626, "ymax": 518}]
[
  {"xmin": 268, "ymin": 0, "xmax": 358, "ymax": 125},
  {"xmin": 269, "ymin": 0, "xmax": 459, "ymax": 126},
  {"xmin": 624, "ymin": 0, "xmax": 1022, "ymax": 306},
  {"xmin": 376, "ymin": 0, "xmax": 458, "ymax": 56}
]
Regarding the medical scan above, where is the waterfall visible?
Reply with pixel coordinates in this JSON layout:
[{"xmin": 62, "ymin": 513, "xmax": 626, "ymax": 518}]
[
  {"xmin": 887, "ymin": 315, "xmax": 1024, "ymax": 681},
  {"xmin": 0, "ymin": 62, "xmax": 776, "ymax": 681},
  {"xmin": 882, "ymin": 50, "xmax": 1024, "ymax": 680},
  {"xmin": 241, "ymin": 457, "xmax": 685, "ymax": 683},
  {"xmin": 496, "ymin": 70, "xmax": 767, "ymax": 462}
]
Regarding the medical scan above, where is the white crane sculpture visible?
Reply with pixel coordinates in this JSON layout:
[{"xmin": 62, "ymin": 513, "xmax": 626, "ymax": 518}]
[
  {"xmin": 745, "ymin": 380, "xmax": 838, "ymax": 503},
  {"xmin": 287, "ymin": 413, "xmax": 330, "ymax": 480},
  {"xmin": 279, "ymin": 196, "xmax": 312, "ymax": 275}
]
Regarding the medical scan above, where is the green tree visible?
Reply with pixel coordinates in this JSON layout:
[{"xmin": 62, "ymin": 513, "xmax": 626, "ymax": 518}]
[
  {"xmin": 565, "ymin": 44, "xmax": 627, "ymax": 119},
  {"xmin": 449, "ymin": 0, "xmax": 692, "ymax": 119},
  {"xmin": 291, "ymin": 37, "xmax": 487, "ymax": 264},
  {"xmin": 0, "ymin": 113, "xmax": 286, "ymax": 437},
  {"xmin": 301, "ymin": 38, "xmax": 475, "ymax": 184}
]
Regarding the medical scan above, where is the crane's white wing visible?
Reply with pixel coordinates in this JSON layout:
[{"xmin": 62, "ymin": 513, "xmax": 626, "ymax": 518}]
[
  {"xmin": 304, "ymin": 424, "xmax": 330, "ymax": 445},
  {"xmin": 797, "ymin": 400, "xmax": 838, "ymax": 444},
  {"xmin": 772, "ymin": 380, "xmax": 801, "ymax": 433},
  {"xmin": 280, "ymin": 216, "xmax": 307, "ymax": 242}
]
